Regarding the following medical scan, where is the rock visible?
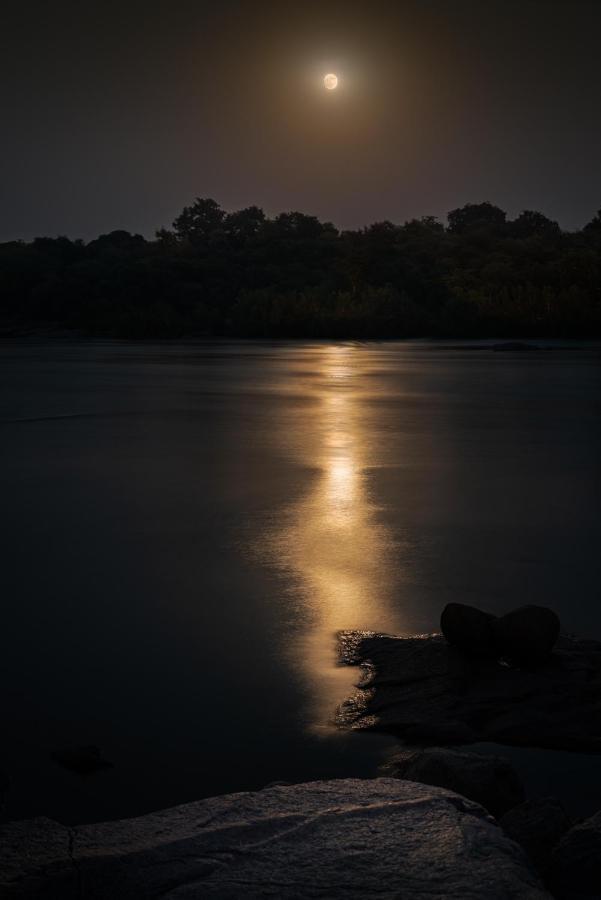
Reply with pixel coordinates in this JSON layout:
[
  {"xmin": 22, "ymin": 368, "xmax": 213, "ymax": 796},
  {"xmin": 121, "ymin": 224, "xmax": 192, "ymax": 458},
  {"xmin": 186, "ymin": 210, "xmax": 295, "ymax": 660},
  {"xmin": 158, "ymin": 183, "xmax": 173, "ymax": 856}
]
[
  {"xmin": 493, "ymin": 606, "xmax": 560, "ymax": 663},
  {"xmin": 500, "ymin": 797, "xmax": 572, "ymax": 874},
  {"xmin": 548, "ymin": 809, "xmax": 601, "ymax": 898},
  {"xmin": 385, "ymin": 747, "xmax": 525, "ymax": 817},
  {"xmin": 440, "ymin": 602, "xmax": 498, "ymax": 657},
  {"xmin": 338, "ymin": 632, "xmax": 601, "ymax": 751},
  {"xmin": 440, "ymin": 603, "xmax": 561, "ymax": 663},
  {"xmin": 0, "ymin": 778, "xmax": 550, "ymax": 899},
  {"xmin": 0, "ymin": 817, "xmax": 78, "ymax": 897},
  {"xmin": 51, "ymin": 745, "xmax": 113, "ymax": 775}
]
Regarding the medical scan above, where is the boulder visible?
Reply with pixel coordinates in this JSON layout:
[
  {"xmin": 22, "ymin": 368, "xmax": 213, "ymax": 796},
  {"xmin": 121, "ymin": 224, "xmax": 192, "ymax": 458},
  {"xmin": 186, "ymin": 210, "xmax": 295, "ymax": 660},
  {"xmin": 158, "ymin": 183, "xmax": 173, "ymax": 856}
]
[
  {"xmin": 548, "ymin": 809, "xmax": 601, "ymax": 898},
  {"xmin": 500, "ymin": 797, "xmax": 571, "ymax": 874},
  {"xmin": 440, "ymin": 602, "xmax": 497, "ymax": 657},
  {"xmin": 493, "ymin": 606, "xmax": 560, "ymax": 663},
  {"xmin": 385, "ymin": 746, "xmax": 525, "ymax": 817},
  {"xmin": 0, "ymin": 778, "xmax": 551, "ymax": 898}
]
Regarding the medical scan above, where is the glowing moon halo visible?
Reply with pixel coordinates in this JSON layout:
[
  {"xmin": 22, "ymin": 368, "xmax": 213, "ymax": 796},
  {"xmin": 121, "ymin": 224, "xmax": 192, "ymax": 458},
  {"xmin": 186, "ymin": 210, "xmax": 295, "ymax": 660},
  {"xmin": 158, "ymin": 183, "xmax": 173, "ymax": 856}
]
[{"xmin": 324, "ymin": 73, "xmax": 338, "ymax": 90}]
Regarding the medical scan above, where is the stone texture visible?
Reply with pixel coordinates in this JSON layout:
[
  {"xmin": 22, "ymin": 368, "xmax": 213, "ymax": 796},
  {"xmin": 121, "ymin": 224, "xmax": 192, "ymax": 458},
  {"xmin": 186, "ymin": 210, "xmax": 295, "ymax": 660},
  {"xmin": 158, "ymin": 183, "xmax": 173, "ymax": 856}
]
[
  {"xmin": 0, "ymin": 778, "xmax": 550, "ymax": 899},
  {"xmin": 548, "ymin": 809, "xmax": 601, "ymax": 899},
  {"xmin": 338, "ymin": 631, "xmax": 601, "ymax": 751},
  {"xmin": 385, "ymin": 746, "xmax": 525, "ymax": 817},
  {"xmin": 500, "ymin": 797, "xmax": 572, "ymax": 874}
]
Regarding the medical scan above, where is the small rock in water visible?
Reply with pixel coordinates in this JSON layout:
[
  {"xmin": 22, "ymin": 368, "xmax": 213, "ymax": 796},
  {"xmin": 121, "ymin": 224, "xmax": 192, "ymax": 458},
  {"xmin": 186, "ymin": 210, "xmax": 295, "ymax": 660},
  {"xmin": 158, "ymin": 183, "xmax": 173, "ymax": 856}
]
[
  {"xmin": 51, "ymin": 745, "xmax": 113, "ymax": 775},
  {"xmin": 500, "ymin": 797, "xmax": 572, "ymax": 875},
  {"xmin": 493, "ymin": 605, "xmax": 560, "ymax": 662},
  {"xmin": 440, "ymin": 602, "xmax": 497, "ymax": 657},
  {"xmin": 549, "ymin": 809, "xmax": 601, "ymax": 898},
  {"xmin": 385, "ymin": 746, "xmax": 525, "ymax": 817}
]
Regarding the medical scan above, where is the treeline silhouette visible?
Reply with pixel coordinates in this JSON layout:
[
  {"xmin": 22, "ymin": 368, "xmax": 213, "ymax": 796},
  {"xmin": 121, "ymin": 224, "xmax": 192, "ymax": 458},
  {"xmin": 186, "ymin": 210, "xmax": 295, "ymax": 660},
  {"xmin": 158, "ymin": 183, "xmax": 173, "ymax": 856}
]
[{"xmin": 2, "ymin": 199, "xmax": 601, "ymax": 338}]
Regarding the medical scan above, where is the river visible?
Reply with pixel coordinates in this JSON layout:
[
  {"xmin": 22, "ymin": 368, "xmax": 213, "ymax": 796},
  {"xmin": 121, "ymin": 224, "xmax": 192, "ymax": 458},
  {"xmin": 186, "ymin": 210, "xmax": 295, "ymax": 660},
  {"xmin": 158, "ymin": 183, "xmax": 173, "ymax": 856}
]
[{"xmin": 1, "ymin": 339, "xmax": 600, "ymax": 823}]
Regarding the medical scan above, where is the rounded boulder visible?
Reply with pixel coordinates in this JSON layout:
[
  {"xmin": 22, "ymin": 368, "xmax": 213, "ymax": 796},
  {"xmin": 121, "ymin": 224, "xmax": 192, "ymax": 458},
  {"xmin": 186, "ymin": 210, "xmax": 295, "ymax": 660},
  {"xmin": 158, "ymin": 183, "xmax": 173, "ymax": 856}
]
[
  {"xmin": 493, "ymin": 605, "xmax": 560, "ymax": 662},
  {"xmin": 440, "ymin": 602, "xmax": 498, "ymax": 657}
]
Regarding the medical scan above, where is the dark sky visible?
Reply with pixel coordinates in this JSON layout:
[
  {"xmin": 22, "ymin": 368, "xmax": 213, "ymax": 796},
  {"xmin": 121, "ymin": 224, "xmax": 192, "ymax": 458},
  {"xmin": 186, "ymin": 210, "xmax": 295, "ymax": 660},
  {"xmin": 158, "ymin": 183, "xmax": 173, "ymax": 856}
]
[{"xmin": 2, "ymin": 0, "xmax": 601, "ymax": 240}]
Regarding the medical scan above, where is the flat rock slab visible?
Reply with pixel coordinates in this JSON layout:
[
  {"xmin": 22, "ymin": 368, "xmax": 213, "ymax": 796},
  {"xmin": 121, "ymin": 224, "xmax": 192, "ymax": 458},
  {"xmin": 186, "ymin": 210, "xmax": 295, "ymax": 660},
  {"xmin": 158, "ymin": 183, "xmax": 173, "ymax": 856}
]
[
  {"xmin": 0, "ymin": 778, "xmax": 549, "ymax": 899},
  {"xmin": 338, "ymin": 632, "xmax": 601, "ymax": 751}
]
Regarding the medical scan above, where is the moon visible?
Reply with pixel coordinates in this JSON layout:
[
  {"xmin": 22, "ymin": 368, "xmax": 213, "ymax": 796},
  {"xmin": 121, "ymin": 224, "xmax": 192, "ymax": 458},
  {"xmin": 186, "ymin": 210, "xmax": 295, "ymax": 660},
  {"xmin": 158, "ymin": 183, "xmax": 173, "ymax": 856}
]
[{"xmin": 324, "ymin": 73, "xmax": 338, "ymax": 90}]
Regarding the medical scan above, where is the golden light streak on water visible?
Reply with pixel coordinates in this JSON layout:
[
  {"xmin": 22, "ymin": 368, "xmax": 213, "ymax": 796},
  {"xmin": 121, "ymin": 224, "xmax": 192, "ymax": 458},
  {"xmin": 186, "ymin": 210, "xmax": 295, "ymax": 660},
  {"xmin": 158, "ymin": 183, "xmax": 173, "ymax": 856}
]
[{"xmin": 268, "ymin": 344, "xmax": 403, "ymax": 733}]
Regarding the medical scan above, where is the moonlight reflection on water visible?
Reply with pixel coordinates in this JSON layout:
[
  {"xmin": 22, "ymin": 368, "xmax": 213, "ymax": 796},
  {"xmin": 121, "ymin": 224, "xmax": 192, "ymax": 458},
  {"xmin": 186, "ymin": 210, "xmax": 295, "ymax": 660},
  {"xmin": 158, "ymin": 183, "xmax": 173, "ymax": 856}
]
[
  {"xmin": 3, "ymin": 339, "xmax": 600, "ymax": 824},
  {"xmin": 266, "ymin": 345, "xmax": 405, "ymax": 731}
]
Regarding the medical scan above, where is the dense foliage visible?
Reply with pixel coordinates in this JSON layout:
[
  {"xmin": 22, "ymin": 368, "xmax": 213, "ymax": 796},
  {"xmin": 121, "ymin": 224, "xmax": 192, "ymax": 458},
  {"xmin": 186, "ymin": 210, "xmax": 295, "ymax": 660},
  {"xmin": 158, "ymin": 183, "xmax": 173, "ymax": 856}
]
[{"xmin": 2, "ymin": 199, "xmax": 601, "ymax": 338}]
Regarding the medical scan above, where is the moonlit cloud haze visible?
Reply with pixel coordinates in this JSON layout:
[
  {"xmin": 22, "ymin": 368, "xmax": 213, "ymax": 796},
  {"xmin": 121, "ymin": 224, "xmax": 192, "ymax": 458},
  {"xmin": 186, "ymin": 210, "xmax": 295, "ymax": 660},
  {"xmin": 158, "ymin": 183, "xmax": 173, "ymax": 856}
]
[{"xmin": 2, "ymin": 0, "xmax": 601, "ymax": 240}]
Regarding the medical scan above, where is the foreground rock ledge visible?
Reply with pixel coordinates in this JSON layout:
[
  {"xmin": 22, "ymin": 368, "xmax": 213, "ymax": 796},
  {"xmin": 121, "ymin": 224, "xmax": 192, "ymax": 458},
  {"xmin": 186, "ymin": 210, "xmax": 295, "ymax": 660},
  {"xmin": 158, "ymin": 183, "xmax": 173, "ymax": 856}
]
[
  {"xmin": 0, "ymin": 779, "xmax": 549, "ymax": 899},
  {"xmin": 338, "ymin": 632, "xmax": 601, "ymax": 751}
]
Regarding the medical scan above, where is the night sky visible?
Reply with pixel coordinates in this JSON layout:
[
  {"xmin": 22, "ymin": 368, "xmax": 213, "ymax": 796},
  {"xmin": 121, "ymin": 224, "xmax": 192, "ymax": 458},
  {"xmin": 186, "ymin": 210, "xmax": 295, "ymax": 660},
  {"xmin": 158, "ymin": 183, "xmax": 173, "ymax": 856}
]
[{"xmin": 2, "ymin": 0, "xmax": 601, "ymax": 241}]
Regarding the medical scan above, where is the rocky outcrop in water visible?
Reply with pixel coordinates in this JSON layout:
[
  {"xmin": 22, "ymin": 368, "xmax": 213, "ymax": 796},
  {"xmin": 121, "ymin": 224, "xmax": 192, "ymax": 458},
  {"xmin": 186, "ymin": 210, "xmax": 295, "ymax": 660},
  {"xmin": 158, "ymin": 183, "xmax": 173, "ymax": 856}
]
[
  {"xmin": 0, "ymin": 778, "xmax": 550, "ymax": 898},
  {"xmin": 338, "ymin": 629, "xmax": 601, "ymax": 751}
]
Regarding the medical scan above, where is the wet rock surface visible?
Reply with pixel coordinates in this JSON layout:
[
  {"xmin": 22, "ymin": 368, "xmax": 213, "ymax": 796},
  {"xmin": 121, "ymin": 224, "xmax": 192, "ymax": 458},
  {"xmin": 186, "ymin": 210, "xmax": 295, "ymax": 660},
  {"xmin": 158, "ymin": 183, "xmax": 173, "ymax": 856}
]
[
  {"xmin": 338, "ymin": 631, "xmax": 601, "ymax": 751},
  {"xmin": 384, "ymin": 746, "xmax": 525, "ymax": 817},
  {"xmin": 51, "ymin": 745, "xmax": 113, "ymax": 775},
  {"xmin": 0, "ymin": 778, "xmax": 550, "ymax": 899}
]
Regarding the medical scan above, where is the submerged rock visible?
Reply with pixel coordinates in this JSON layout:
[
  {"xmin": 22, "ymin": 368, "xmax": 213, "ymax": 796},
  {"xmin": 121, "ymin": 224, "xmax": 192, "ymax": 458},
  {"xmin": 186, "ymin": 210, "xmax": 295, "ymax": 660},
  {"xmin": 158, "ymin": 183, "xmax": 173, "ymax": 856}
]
[
  {"xmin": 51, "ymin": 745, "xmax": 113, "ymax": 775},
  {"xmin": 338, "ymin": 631, "xmax": 601, "ymax": 751},
  {"xmin": 500, "ymin": 797, "xmax": 572, "ymax": 875},
  {"xmin": 385, "ymin": 746, "xmax": 525, "ymax": 817},
  {"xmin": 549, "ymin": 809, "xmax": 601, "ymax": 898},
  {"xmin": 0, "ymin": 778, "xmax": 550, "ymax": 898}
]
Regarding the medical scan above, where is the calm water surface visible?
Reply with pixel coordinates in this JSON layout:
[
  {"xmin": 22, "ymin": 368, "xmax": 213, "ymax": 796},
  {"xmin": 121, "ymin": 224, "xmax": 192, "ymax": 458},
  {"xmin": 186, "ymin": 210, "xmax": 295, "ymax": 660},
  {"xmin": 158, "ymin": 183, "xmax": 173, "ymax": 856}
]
[{"xmin": 1, "ymin": 339, "xmax": 600, "ymax": 823}]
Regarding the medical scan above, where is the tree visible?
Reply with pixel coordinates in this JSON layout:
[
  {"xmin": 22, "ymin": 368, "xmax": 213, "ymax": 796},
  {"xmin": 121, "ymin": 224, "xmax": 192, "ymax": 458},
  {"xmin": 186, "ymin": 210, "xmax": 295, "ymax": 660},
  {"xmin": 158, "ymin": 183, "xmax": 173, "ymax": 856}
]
[
  {"xmin": 447, "ymin": 202, "xmax": 507, "ymax": 234},
  {"xmin": 584, "ymin": 210, "xmax": 601, "ymax": 232},
  {"xmin": 224, "ymin": 206, "xmax": 265, "ymax": 245},
  {"xmin": 87, "ymin": 230, "xmax": 147, "ymax": 255},
  {"xmin": 402, "ymin": 216, "xmax": 444, "ymax": 235},
  {"xmin": 268, "ymin": 211, "xmax": 337, "ymax": 239},
  {"xmin": 511, "ymin": 210, "xmax": 560, "ymax": 237},
  {"xmin": 172, "ymin": 198, "xmax": 224, "ymax": 246}
]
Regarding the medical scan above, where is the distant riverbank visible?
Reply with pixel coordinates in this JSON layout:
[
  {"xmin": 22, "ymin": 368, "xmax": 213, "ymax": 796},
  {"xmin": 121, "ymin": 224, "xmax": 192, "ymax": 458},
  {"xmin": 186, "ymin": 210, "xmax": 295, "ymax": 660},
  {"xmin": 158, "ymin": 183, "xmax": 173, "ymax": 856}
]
[{"xmin": 3, "ymin": 199, "xmax": 601, "ymax": 340}]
